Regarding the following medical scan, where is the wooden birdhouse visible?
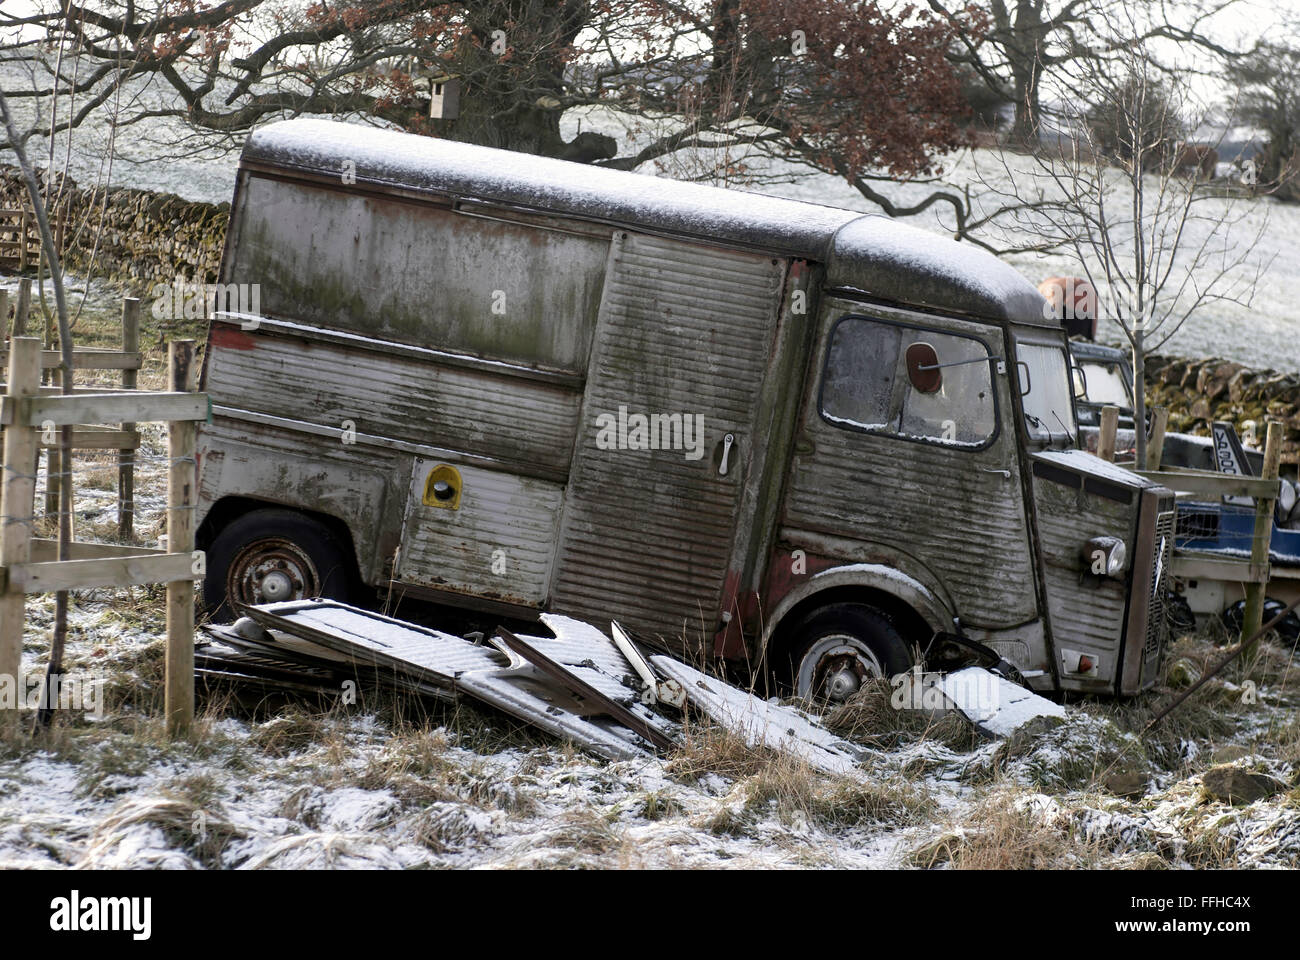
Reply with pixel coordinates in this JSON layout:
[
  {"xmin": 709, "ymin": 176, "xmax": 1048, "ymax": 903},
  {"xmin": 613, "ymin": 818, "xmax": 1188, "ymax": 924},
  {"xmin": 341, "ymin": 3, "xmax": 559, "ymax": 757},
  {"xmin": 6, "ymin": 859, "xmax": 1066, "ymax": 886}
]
[{"xmin": 429, "ymin": 76, "xmax": 461, "ymax": 120}]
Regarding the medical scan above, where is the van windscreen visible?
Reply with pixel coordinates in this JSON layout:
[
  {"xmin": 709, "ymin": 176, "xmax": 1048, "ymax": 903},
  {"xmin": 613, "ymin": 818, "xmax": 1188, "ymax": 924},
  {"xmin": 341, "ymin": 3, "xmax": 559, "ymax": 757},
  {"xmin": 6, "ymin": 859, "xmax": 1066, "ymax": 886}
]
[{"xmin": 1017, "ymin": 342, "xmax": 1077, "ymax": 445}]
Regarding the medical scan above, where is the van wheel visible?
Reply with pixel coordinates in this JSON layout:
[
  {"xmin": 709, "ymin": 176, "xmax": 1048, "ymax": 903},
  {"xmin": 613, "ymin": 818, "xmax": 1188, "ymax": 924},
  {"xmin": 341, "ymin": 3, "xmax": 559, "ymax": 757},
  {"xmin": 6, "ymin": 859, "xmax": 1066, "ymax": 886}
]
[
  {"xmin": 786, "ymin": 603, "xmax": 914, "ymax": 703},
  {"xmin": 204, "ymin": 508, "xmax": 354, "ymax": 622}
]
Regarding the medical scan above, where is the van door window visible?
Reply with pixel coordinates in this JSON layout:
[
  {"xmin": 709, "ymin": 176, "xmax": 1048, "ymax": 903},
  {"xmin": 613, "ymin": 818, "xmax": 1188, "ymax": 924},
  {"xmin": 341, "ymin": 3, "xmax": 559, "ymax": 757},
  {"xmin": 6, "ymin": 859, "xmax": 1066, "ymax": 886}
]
[{"xmin": 819, "ymin": 315, "xmax": 996, "ymax": 448}]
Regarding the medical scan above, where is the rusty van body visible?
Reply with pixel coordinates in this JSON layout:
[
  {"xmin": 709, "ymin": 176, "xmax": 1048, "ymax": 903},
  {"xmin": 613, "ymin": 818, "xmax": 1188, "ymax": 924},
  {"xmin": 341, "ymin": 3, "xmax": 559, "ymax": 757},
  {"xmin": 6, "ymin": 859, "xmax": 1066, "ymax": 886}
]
[{"xmin": 197, "ymin": 117, "xmax": 1175, "ymax": 701}]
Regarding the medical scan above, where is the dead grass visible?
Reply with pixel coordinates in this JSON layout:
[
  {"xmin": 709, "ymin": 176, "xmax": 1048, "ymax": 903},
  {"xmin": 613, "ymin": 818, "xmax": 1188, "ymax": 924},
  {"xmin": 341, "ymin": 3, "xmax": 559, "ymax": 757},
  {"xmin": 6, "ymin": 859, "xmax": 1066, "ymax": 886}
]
[
  {"xmin": 822, "ymin": 678, "xmax": 981, "ymax": 752},
  {"xmin": 670, "ymin": 721, "xmax": 931, "ymax": 835},
  {"xmin": 911, "ymin": 792, "xmax": 1105, "ymax": 869},
  {"xmin": 79, "ymin": 794, "xmax": 243, "ymax": 868}
]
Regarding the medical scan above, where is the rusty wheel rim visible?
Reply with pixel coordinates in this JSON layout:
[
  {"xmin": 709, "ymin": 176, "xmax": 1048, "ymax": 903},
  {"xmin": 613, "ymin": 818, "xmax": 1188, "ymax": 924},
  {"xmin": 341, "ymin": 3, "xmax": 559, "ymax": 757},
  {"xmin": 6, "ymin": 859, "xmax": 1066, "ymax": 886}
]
[
  {"xmin": 228, "ymin": 537, "xmax": 321, "ymax": 608},
  {"xmin": 797, "ymin": 634, "xmax": 884, "ymax": 704}
]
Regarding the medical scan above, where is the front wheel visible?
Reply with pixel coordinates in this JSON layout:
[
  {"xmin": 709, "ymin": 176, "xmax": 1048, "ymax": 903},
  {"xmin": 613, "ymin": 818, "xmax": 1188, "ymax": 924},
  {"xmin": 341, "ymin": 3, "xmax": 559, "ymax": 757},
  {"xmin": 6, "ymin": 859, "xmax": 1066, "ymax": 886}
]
[
  {"xmin": 784, "ymin": 603, "xmax": 914, "ymax": 703},
  {"xmin": 204, "ymin": 508, "xmax": 355, "ymax": 622}
]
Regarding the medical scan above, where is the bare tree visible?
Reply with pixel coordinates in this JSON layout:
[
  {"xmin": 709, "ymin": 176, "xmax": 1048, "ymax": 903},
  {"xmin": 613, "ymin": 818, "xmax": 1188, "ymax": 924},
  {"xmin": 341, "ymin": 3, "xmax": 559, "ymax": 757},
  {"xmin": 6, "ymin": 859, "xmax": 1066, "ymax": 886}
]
[
  {"xmin": 1, "ymin": 1, "xmax": 1004, "ymax": 239},
  {"xmin": 925, "ymin": 0, "xmax": 1255, "ymax": 144},
  {"xmin": 1227, "ymin": 36, "xmax": 1300, "ymax": 201},
  {"xmin": 979, "ymin": 29, "xmax": 1269, "ymax": 465},
  {"xmin": 0, "ymin": 90, "xmax": 76, "ymax": 728}
]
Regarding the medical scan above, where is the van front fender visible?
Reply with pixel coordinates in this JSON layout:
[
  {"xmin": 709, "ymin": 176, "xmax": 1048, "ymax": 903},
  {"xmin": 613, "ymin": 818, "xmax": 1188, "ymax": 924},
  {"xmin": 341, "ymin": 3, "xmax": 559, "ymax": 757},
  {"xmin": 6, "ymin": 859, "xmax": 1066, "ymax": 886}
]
[{"xmin": 761, "ymin": 562, "xmax": 954, "ymax": 656}]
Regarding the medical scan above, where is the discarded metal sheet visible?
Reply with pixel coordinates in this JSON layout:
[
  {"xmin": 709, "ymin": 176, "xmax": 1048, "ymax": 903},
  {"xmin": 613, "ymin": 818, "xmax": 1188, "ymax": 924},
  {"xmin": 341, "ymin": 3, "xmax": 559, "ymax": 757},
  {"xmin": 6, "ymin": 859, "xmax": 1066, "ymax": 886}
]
[
  {"xmin": 495, "ymin": 626, "xmax": 674, "ymax": 750},
  {"xmin": 243, "ymin": 599, "xmax": 657, "ymax": 760},
  {"xmin": 938, "ymin": 666, "xmax": 1066, "ymax": 739},
  {"xmin": 649, "ymin": 654, "xmax": 867, "ymax": 779}
]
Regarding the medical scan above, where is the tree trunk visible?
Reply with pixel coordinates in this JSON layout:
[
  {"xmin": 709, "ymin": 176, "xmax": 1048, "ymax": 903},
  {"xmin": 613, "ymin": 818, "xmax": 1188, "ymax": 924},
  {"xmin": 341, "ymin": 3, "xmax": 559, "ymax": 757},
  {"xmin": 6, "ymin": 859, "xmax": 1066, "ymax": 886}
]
[{"xmin": 1132, "ymin": 331, "xmax": 1147, "ymax": 469}]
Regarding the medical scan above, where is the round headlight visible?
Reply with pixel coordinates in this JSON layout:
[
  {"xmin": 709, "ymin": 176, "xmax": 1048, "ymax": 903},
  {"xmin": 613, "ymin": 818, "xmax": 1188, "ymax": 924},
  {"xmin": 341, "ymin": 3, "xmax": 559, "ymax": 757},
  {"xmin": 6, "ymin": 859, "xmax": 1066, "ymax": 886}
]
[
  {"xmin": 1083, "ymin": 536, "xmax": 1127, "ymax": 577},
  {"xmin": 1107, "ymin": 539, "xmax": 1127, "ymax": 575}
]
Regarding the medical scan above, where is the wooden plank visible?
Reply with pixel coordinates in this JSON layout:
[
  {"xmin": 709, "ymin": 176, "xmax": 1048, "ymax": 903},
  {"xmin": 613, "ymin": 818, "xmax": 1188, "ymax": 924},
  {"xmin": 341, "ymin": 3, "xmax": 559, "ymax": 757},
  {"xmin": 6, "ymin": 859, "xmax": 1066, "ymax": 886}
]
[
  {"xmin": 1098, "ymin": 405, "xmax": 1118, "ymax": 462},
  {"xmin": 1243, "ymin": 422, "xmax": 1283, "ymax": 655},
  {"xmin": 0, "ymin": 349, "xmax": 143, "ymax": 371},
  {"xmin": 0, "ymin": 339, "xmax": 40, "ymax": 729},
  {"xmin": 1146, "ymin": 406, "xmax": 1169, "ymax": 471},
  {"xmin": 38, "ymin": 428, "xmax": 139, "ymax": 450},
  {"xmin": 4, "ymin": 552, "xmax": 197, "ymax": 593},
  {"xmin": 120, "ymin": 298, "xmax": 140, "ymax": 540},
  {"xmin": 1171, "ymin": 550, "xmax": 1270, "ymax": 584},
  {"xmin": 22, "ymin": 391, "xmax": 209, "ymax": 426},
  {"xmin": 1135, "ymin": 469, "xmax": 1280, "ymax": 500},
  {"xmin": 28, "ymin": 539, "xmax": 163, "ymax": 562},
  {"xmin": 167, "ymin": 341, "xmax": 198, "ymax": 738}
]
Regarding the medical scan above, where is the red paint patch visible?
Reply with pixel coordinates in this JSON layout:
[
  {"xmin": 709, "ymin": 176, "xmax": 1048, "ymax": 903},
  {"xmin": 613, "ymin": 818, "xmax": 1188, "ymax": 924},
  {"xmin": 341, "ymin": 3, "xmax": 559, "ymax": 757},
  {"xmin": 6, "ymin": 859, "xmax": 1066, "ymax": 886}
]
[{"xmin": 209, "ymin": 324, "xmax": 257, "ymax": 351}]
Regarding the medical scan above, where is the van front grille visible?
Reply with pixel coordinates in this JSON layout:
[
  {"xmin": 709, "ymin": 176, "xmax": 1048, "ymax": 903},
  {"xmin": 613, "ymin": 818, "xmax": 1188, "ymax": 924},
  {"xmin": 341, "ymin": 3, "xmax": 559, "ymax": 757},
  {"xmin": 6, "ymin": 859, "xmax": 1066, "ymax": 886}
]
[{"xmin": 1144, "ymin": 502, "xmax": 1177, "ymax": 663}]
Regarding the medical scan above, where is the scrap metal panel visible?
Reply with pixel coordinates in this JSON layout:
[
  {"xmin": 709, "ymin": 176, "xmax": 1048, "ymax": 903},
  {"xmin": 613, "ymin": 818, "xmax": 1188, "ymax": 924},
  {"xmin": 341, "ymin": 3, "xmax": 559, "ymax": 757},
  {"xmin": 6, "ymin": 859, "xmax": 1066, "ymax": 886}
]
[{"xmin": 549, "ymin": 232, "xmax": 786, "ymax": 646}]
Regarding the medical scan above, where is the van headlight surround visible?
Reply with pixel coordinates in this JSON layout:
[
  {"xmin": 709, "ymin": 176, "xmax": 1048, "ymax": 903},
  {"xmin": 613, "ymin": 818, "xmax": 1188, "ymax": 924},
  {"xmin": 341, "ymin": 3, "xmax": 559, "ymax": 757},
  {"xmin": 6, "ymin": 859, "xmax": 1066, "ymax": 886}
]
[{"xmin": 1083, "ymin": 536, "xmax": 1127, "ymax": 577}]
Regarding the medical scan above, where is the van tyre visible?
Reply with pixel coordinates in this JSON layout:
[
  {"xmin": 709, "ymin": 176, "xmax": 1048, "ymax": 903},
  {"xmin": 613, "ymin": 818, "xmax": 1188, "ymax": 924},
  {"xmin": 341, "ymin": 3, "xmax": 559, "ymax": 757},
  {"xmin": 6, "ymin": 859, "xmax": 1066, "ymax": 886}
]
[
  {"xmin": 205, "ymin": 508, "xmax": 355, "ymax": 622},
  {"xmin": 785, "ymin": 603, "xmax": 914, "ymax": 703}
]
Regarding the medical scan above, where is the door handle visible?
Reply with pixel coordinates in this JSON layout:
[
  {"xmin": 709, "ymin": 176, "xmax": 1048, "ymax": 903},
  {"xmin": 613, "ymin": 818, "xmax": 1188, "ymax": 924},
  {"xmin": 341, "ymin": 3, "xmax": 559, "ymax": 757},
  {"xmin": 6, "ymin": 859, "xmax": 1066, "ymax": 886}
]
[
  {"xmin": 719, "ymin": 433, "xmax": 735, "ymax": 476},
  {"xmin": 980, "ymin": 467, "xmax": 1011, "ymax": 480}
]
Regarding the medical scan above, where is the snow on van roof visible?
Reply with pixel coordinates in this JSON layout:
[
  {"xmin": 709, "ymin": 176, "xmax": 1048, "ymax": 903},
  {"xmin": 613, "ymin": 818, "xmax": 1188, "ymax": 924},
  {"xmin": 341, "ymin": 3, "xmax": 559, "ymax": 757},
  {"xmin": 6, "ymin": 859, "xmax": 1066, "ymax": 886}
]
[{"xmin": 242, "ymin": 118, "xmax": 1048, "ymax": 324}]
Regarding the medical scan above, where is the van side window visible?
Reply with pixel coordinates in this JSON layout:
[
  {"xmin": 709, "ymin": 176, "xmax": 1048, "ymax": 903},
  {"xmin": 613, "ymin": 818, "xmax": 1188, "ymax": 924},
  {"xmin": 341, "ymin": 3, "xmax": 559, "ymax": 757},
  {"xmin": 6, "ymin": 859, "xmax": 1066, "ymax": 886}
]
[{"xmin": 820, "ymin": 316, "xmax": 996, "ymax": 448}]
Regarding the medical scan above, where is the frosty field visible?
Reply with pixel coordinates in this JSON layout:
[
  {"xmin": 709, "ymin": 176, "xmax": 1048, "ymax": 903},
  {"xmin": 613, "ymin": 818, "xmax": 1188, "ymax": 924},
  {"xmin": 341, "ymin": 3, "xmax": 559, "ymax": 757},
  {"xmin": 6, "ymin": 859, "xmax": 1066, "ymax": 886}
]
[{"xmin": 0, "ymin": 393, "xmax": 1296, "ymax": 870}]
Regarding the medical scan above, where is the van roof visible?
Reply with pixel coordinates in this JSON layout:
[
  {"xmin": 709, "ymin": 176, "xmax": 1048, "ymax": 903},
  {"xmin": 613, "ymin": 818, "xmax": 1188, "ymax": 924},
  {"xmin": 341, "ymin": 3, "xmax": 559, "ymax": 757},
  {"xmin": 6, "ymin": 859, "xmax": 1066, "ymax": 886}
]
[{"xmin": 242, "ymin": 118, "xmax": 1051, "ymax": 326}]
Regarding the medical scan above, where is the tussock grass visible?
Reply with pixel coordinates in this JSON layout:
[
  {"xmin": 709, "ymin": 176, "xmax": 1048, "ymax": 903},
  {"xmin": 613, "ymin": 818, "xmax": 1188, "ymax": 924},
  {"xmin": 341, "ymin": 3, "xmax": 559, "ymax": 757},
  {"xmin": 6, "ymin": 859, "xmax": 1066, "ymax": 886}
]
[
  {"xmin": 822, "ymin": 678, "xmax": 981, "ymax": 752},
  {"xmin": 911, "ymin": 793, "xmax": 1105, "ymax": 870},
  {"xmin": 670, "ymin": 721, "xmax": 930, "ymax": 835},
  {"xmin": 80, "ymin": 794, "xmax": 242, "ymax": 868}
]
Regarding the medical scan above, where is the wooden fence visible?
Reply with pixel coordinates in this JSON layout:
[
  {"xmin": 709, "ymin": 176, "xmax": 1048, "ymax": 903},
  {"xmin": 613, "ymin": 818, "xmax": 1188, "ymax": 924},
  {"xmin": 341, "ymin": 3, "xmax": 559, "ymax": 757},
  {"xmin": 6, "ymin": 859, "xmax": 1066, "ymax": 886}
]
[
  {"xmin": 0, "ymin": 282, "xmax": 143, "ymax": 539},
  {"xmin": 1098, "ymin": 403, "xmax": 1282, "ymax": 649},
  {"xmin": 0, "ymin": 336, "xmax": 207, "ymax": 736}
]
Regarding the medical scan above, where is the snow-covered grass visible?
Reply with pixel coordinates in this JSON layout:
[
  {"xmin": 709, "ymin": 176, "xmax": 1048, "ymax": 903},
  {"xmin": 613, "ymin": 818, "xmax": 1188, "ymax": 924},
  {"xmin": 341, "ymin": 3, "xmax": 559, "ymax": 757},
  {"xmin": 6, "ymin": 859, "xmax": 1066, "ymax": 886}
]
[{"xmin": 4, "ymin": 514, "xmax": 1297, "ymax": 870}]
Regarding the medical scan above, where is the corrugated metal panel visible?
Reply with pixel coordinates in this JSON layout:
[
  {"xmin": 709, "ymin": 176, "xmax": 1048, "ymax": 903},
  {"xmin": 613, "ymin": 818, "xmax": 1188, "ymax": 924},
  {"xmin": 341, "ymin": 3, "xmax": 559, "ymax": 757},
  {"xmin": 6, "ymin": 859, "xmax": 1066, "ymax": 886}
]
[
  {"xmin": 1033, "ymin": 471, "xmax": 1133, "ymax": 672},
  {"xmin": 204, "ymin": 328, "xmax": 581, "ymax": 475},
  {"xmin": 549, "ymin": 232, "xmax": 785, "ymax": 645},
  {"xmin": 396, "ymin": 459, "xmax": 563, "ymax": 606}
]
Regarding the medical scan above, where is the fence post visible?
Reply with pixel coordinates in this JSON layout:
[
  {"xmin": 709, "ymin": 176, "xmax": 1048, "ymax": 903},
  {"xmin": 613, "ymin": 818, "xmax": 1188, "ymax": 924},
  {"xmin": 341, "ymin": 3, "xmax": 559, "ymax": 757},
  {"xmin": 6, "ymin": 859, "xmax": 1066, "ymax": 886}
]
[
  {"xmin": 118, "ymin": 298, "xmax": 140, "ymax": 540},
  {"xmin": 1146, "ymin": 406, "xmax": 1169, "ymax": 471},
  {"xmin": 165, "ymin": 340, "xmax": 197, "ymax": 738},
  {"xmin": 13, "ymin": 278, "xmax": 30, "ymax": 337},
  {"xmin": 1241, "ymin": 421, "xmax": 1283, "ymax": 660},
  {"xmin": 0, "ymin": 290, "xmax": 8, "ymax": 341},
  {"xmin": 0, "ymin": 338, "xmax": 41, "ymax": 732},
  {"xmin": 1098, "ymin": 405, "xmax": 1119, "ymax": 462}
]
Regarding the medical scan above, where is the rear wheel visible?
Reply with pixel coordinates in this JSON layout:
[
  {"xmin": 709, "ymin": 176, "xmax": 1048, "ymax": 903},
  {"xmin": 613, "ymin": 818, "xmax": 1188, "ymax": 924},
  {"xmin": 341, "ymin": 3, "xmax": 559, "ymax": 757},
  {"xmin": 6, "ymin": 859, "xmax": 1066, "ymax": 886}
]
[
  {"xmin": 784, "ymin": 603, "xmax": 914, "ymax": 703},
  {"xmin": 204, "ymin": 508, "xmax": 355, "ymax": 622}
]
